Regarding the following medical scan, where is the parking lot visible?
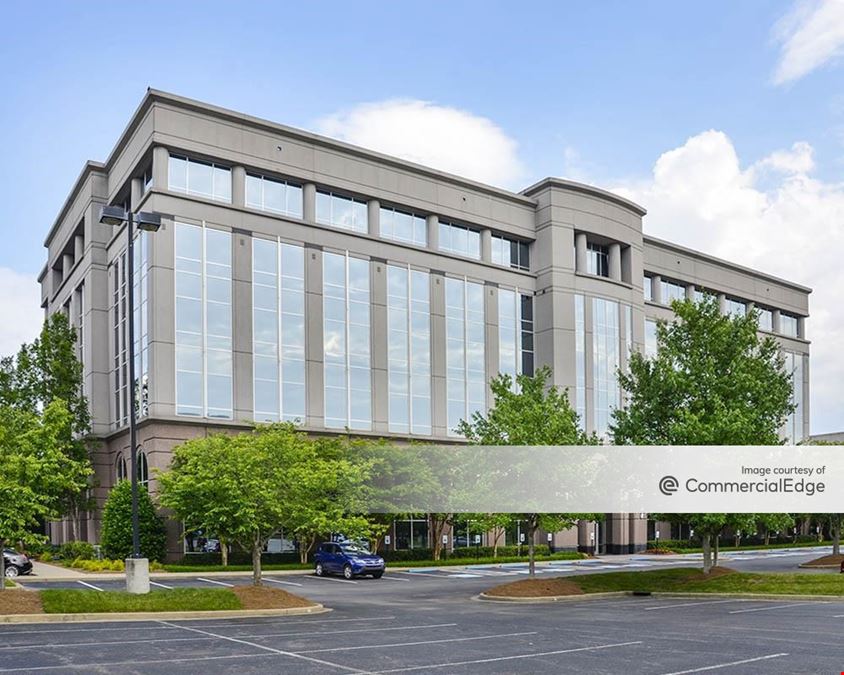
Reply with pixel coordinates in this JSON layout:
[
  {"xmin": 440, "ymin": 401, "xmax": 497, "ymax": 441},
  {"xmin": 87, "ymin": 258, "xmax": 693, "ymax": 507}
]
[{"xmin": 4, "ymin": 548, "xmax": 843, "ymax": 673}]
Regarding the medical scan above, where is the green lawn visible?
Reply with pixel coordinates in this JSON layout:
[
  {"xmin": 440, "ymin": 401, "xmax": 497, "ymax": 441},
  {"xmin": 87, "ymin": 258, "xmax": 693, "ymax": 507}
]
[
  {"xmin": 572, "ymin": 568, "xmax": 844, "ymax": 596},
  {"xmin": 40, "ymin": 588, "xmax": 241, "ymax": 613},
  {"xmin": 659, "ymin": 541, "xmax": 834, "ymax": 554}
]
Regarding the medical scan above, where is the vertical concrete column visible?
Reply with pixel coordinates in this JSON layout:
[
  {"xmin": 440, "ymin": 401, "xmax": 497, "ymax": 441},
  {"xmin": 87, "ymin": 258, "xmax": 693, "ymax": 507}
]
[
  {"xmin": 232, "ymin": 166, "xmax": 246, "ymax": 208},
  {"xmin": 74, "ymin": 234, "xmax": 84, "ymax": 261},
  {"xmin": 651, "ymin": 274, "xmax": 662, "ymax": 304},
  {"xmin": 426, "ymin": 215, "xmax": 439, "ymax": 250},
  {"xmin": 797, "ymin": 316, "xmax": 806, "ymax": 339},
  {"xmin": 367, "ymin": 199, "xmax": 380, "ymax": 237},
  {"xmin": 62, "ymin": 253, "xmax": 74, "ymax": 274},
  {"xmin": 481, "ymin": 229, "xmax": 492, "ymax": 263},
  {"xmin": 430, "ymin": 272, "xmax": 447, "ymax": 436},
  {"xmin": 772, "ymin": 309, "xmax": 782, "ymax": 334},
  {"xmin": 147, "ymin": 217, "xmax": 175, "ymax": 419},
  {"xmin": 305, "ymin": 245, "xmax": 324, "ymax": 427},
  {"xmin": 484, "ymin": 284, "xmax": 499, "ymax": 407},
  {"xmin": 130, "ymin": 177, "xmax": 143, "ymax": 211},
  {"xmin": 608, "ymin": 242, "xmax": 621, "ymax": 281},
  {"xmin": 685, "ymin": 284, "xmax": 696, "ymax": 301},
  {"xmin": 575, "ymin": 232, "xmax": 587, "ymax": 273},
  {"xmin": 629, "ymin": 514, "xmax": 647, "ymax": 553},
  {"xmin": 152, "ymin": 146, "xmax": 169, "ymax": 190},
  {"xmin": 303, "ymin": 183, "xmax": 316, "ymax": 222},
  {"xmin": 231, "ymin": 230, "xmax": 253, "ymax": 420},
  {"xmin": 371, "ymin": 259, "xmax": 388, "ymax": 433},
  {"xmin": 577, "ymin": 520, "xmax": 594, "ymax": 554},
  {"xmin": 717, "ymin": 293, "xmax": 727, "ymax": 315}
]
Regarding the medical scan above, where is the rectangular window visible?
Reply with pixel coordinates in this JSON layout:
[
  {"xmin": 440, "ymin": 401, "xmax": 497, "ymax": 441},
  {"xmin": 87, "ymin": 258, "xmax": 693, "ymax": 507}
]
[
  {"xmin": 387, "ymin": 266, "xmax": 431, "ymax": 435},
  {"xmin": 781, "ymin": 313, "xmax": 799, "ymax": 337},
  {"xmin": 323, "ymin": 253, "xmax": 371, "ymax": 429},
  {"xmin": 643, "ymin": 276, "xmax": 653, "ymax": 302},
  {"xmin": 438, "ymin": 221, "xmax": 481, "ymax": 260},
  {"xmin": 726, "ymin": 298, "xmax": 746, "ymax": 318},
  {"xmin": 575, "ymin": 295, "xmax": 585, "ymax": 427},
  {"xmin": 782, "ymin": 352, "xmax": 805, "ymax": 442},
  {"xmin": 757, "ymin": 308, "xmax": 773, "ymax": 332},
  {"xmin": 168, "ymin": 155, "xmax": 231, "ymax": 203},
  {"xmin": 520, "ymin": 294, "xmax": 534, "ymax": 377},
  {"xmin": 491, "ymin": 235, "xmax": 530, "ymax": 271},
  {"xmin": 645, "ymin": 319, "xmax": 658, "ymax": 358},
  {"xmin": 661, "ymin": 279, "xmax": 685, "ymax": 305},
  {"xmin": 586, "ymin": 243, "xmax": 609, "ymax": 277},
  {"xmin": 175, "ymin": 223, "xmax": 232, "ymax": 419},
  {"xmin": 445, "ymin": 278, "xmax": 485, "ymax": 435},
  {"xmin": 142, "ymin": 165, "xmax": 152, "ymax": 193},
  {"xmin": 316, "ymin": 191, "xmax": 368, "ymax": 233},
  {"xmin": 111, "ymin": 252, "xmax": 128, "ymax": 428},
  {"xmin": 380, "ymin": 207, "xmax": 427, "ymax": 247},
  {"xmin": 133, "ymin": 231, "xmax": 150, "ymax": 418},
  {"xmin": 246, "ymin": 174, "xmax": 303, "ymax": 219},
  {"xmin": 252, "ymin": 238, "xmax": 306, "ymax": 423},
  {"xmin": 498, "ymin": 289, "xmax": 534, "ymax": 383},
  {"xmin": 593, "ymin": 297, "xmax": 620, "ymax": 440}
]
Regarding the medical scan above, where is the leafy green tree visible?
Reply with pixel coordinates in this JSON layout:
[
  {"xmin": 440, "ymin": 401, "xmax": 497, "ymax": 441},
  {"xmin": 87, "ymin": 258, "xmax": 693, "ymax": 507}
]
[
  {"xmin": 0, "ymin": 314, "xmax": 93, "ymax": 537},
  {"xmin": 614, "ymin": 299, "xmax": 796, "ymax": 574},
  {"xmin": 755, "ymin": 514, "xmax": 795, "ymax": 546},
  {"xmin": 0, "ymin": 401, "xmax": 90, "ymax": 587},
  {"xmin": 100, "ymin": 480, "xmax": 167, "ymax": 563},
  {"xmin": 455, "ymin": 513, "xmax": 513, "ymax": 557},
  {"xmin": 457, "ymin": 367, "xmax": 601, "ymax": 576}
]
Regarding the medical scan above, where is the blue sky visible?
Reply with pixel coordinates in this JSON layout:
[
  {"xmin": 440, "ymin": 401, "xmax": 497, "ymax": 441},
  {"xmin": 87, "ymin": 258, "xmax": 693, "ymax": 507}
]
[{"xmin": 1, "ymin": 1, "xmax": 842, "ymax": 432}]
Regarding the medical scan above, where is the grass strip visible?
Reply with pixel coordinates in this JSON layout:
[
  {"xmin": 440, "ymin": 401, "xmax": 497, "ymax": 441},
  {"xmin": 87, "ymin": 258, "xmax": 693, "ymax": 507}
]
[{"xmin": 39, "ymin": 588, "xmax": 241, "ymax": 614}]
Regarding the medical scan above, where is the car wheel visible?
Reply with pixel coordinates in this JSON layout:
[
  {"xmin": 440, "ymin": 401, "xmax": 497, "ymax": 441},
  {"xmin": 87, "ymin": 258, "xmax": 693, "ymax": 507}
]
[
  {"xmin": 4, "ymin": 565, "xmax": 19, "ymax": 578},
  {"xmin": 315, "ymin": 562, "xmax": 324, "ymax": 577},
  {"xmin": 372, "ymin": 571, "xmax": 383, "ymax": 579},
  {"xmin": 343, "ymin": 564, "xmax": 354, "ymax": 580}
]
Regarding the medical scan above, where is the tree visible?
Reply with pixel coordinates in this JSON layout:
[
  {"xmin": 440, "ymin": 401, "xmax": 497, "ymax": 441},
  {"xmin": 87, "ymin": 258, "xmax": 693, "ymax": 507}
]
[
  {"xmin": 100, "ymin": 480, "xmax": 167, "ymax": 562},
  {"xmin": 0, "ymin": 401, "xmax": 90, "ymax": 588},
  {"xmin": 756, "ymin": 514, "xmax": 795, "ymax": 546},
  {"xmin": 457, "ymin": 367, "xmax": 601, "ymax": 576},
  {"xmin": 0, "ymin": 314, "xmax": 93, "ymax": 538},
  {"xmin": 455, "ymin": 513, "xmax": 513, "ymax": 557},
  {"xmin": 613, "ymin": 299, "xmax": 796, "ymax": 574}
]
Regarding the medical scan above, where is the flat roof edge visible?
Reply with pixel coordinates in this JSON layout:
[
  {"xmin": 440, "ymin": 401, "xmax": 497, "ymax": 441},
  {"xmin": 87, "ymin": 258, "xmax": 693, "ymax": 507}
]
[
  {"xmin": 520, "ymin": 177, "xmax": 647, "ymax": 217},
  {"xmin": 43, "ymin": 161, "xmax": 106, "ymax": 247}
]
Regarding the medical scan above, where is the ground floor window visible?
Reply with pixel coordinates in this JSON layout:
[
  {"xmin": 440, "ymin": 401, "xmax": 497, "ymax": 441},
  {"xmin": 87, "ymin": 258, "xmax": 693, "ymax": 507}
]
[{"xmin": 394, "ymin": 517, "xmax": 429, "ymax": 549}]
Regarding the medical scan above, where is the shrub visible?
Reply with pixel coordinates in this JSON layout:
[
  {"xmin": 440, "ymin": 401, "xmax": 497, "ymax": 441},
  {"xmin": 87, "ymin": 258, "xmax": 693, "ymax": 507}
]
[
  {"xmin": 40, "ymin": 552, "xmax": 53, "ymax": 562},
  {"xmin": 68, "ymin": 558, "xmax": 164, "ymax": 572},
  {"xmin": 59, "ymin": 541, "xmax": 95, "ymax": 561},
  {"xmin": 100, "ymin": 481, "xmax": 167, "ymax": 562}
]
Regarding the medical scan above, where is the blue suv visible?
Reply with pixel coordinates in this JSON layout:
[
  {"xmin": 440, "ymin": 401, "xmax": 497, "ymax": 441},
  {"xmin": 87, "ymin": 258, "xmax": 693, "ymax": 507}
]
[{"xmin": 314, "ymin": 542, "xmax": 386, "ymax": 579}]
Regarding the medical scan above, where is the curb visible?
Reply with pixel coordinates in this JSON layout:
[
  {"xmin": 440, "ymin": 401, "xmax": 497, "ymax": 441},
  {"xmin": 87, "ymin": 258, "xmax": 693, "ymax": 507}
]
[
  {"xmin": 798, "ymin": 564, "xmax": 840, "ymax": 570},
  {"xmin": 477, "ymin": 590, "xmax": 844, "ymax": 604},
  {"xmin": 477, "ymin": 591, "xmax": 627, "ymax": 603},
  {"xmin": 0, "ymin": 604, "xmax": 329, "ymax": 624}
]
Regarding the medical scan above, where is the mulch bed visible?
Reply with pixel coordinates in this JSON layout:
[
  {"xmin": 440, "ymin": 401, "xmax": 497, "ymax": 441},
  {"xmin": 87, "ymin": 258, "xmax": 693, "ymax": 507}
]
[
  {"xmin": 0, "ymin": 589, "xmax": 44, "ymax": 614},
  {"xmin": 233, "ymin": 585, "xmax": 317, "ymax": 609},
  {"xmin": 801, "ymin": 554, "xmax": 844, "ymax": 568},
  {"xmin": 484, "ymin": 577, "xmax": 584, "ymax": 598},
  {"xmin": 644, "ymin": 548, "xmax": 677, "ymax": 555}
]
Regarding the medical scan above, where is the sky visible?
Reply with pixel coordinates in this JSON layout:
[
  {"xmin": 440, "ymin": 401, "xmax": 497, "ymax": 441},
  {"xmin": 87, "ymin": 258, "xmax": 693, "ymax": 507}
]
[{"xmin": 1, "ymin": 0, "xmax": 842, "ymax": 433}]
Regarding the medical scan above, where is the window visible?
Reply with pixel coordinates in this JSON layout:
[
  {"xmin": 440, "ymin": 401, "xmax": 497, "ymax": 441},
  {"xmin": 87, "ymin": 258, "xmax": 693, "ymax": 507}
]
[
  {"xmin": 316, "ymin": 191, "xmax": 368, "ymax": 233},
  {"xmin": 726, "ymin": 298, "xmax": 746, "ymax": 318},
  {"xmin": 111, "ymin": 250, "xmax": 129, "ymax": 428},
  {"xmin": 439, "ymin": 221, "xmax": 480, "ymax": 260},
  {"xmin": 520, "ymin": 294, "xmax": 534, "ymax": 377},
  {"xmin": 757, "ymin": 308, "xmax": 773, "ymax": 332},
  {"xmin": 498, "ymin": 289, "xmax": 534, "ymax": 384},
  {"xmin": 446, "ymin": 278, "xmax": 485, "ymax": 435},
  {"xmin": 175, "ymin": 223, "xmax": 233, "ymax": 419},
  {"xmin": 380, "ymin": 207, "xmax": 427, "ymax": 247},
  {"xmin": 246, "ymin": 174, "xmax": 303, "ymax": 218},
  {"xmin": 323, "ymin": 253, "xmax": 371, "ymax": 429},
  {"xmin": 575, "ymin": 295, "xmax": 586, "ymax": 426},
  {"xmin": 134, "ymin": 231, "xmax": 150, "ymax": 418},
  {"xmin": 142, "ymin": 165, "xmax": 152, "ymax": 193},
  {"xmin": 74, "ymin": 283, "xmax": 85, "ymax": 396},
  {"xmin": 491, "ymin": 235, "xmax": 530, "ymax": 271},
  {"xmin": 782, "ymin": 352, "xmax": 805, "ymax": 442},
  {"xmin": 115, "ymin": 454, "xmax": 127, "ymax": 482},
  {"xmin": 137, "ymin": 450, "xmax": 149, "ymax": 488},
  {"xmin": 253, "ymin": 238, "xmax": 306, "ymax": 423},
  {"xmin": 781, "ymin": 313, "xmax": 799, "ymax": 337},
  {"xmin": 593, "ymin": 297, "xmax": 620, "ymax": 440},
  {"xmin": 395, "ymin": 516, "xmax": 429, "ymax": 550},
  {"xmin": 168, "ymin": 155, "xmax": 231, "ymax": 203},
  {"xmin": 661, "ymin": 279, "xmax": 685, "ymax": 305},
  {"xmin": 586, "ymin": 243, "xmax": 609, "ymax": 277},
  {"xmin": 645, "ymin": 319, "xmax": 658, "ymax": 358},
  {"xmin": 694, "ymin": 288, "xmax": 711, "ymax": 304},
  {"xmin": 387, "ymin": 266, "xmax": 431, "ymax": 434},
  {"xmin": 643, "ymin": 276, "xmax": 653, "ymax": 302}
]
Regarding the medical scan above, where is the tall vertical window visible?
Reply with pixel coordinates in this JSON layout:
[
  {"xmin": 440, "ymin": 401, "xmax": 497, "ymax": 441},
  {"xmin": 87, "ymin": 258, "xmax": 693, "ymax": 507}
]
[
  {"xmin": 387, "ymin": 266, "xmax": 431, "ymax": 434},
  {"xmin": 643, "ymin": 276, "xmax": 653, "ymax": 302},
  {"xmin": 726, "ymin": 298, "xmax": 746, "ymax": 318},
  {"xmin": 380, "ymin": 207, "xmax": 427, "ymax": 247},
  {"xmin": 498, "ymin": 289, "xmax": 534, "ymax": 383},
  {"xmin": 111, "ymin": 251, "xmax": 128, "ymax": 428},
  {"xmin": 133, "ymin": 231, "xmax": 150, "ymax": 417},
  {"xmin": 74, "ymin": 282, "xmax": 85, "ymax": 393},
  {"xmin": 757, "ymin": 307, "xmax": 773, "ymax": 332},
  {"xmin": 168, "ymin": 155, "xmax": 231, "ymax": 203},
  {"xmin": 491, "ymin": 235, "xmax": 530, "ymax": 271},
  {"xmin": 445, "ymin": 278, "xmax": 485, "ymax": 435},
  {"xmin": 586, "ymin": 243, "xmax": 609, "ymax": 277},
  {"xmin": 661, "ymin": 279, "xmax": 685, "ymax": 305},
  {"xmin": 593, "ymin": 297, "xmax": 620, "ymax": 439},
  {"xmin": 252, "ymin": 238, "xmax": 306, "ymax": 423},
  {"xmin": 323, "ymin": 253, "xmax": 371, "ymax": 429},
  {"xmin": 574, "ymin": 295, "xmax": 585, "ymax": 426},
  {"xmin": 316, "ymin": 191, "xmax": 368, "ymax": 233},
  {"xmin": 175, "ymin": 223, "xmax": 233, "ymax": 419},
  {"xmin": 520, "ymin": 294, "xmax": 534, "ymax": 377},
  {"xmin": 782, "ymin": 352, "xmax": 805, "ymax": 442},
  {"xmin": 780, "ymin": 313, "xmax": 799, "ymax": 337},
  {"xmin": 439, "ymin": 222, "xmax": 481, "ymax": 260},
  {"xmin": 246, "ymin": 174, "xmax": 303, "ymax": 218},
  {"xmin": 645, "ymin": 319, "xmax": 658, "ymax": 358}
]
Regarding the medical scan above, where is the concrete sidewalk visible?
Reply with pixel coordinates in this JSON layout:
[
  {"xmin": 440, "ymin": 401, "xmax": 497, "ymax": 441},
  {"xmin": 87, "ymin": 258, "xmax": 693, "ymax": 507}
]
[{"xmin": 29, "ymin": 561, "xmax": 89, "ymax": 579}]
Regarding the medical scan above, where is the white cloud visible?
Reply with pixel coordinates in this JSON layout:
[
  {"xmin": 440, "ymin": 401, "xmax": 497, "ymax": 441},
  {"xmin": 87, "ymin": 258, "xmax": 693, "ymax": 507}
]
[
  {"xmin": 0, "ymin": 268, "xmax": 42, "ymax": 359},
  {"xmin": 315, "ymin": 99, "xmax": 525, "ymax": 189},
  {"xmin": 614, "ymin": 131, "xmax": 844, "ymax": 435},
  {"xmin": 772, "ymin": 0, "xmax": 844, "ymax": 84}
]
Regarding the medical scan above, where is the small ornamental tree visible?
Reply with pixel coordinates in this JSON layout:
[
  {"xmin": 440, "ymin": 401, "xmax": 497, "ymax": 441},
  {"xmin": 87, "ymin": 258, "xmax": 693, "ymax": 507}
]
[
  {"xmin": 100, "ymin": 480, "xmax": 167, "ymax": 562},
  {"xmin": 457, "ymin": 367, "xmax": 601, "ymax": 576}
]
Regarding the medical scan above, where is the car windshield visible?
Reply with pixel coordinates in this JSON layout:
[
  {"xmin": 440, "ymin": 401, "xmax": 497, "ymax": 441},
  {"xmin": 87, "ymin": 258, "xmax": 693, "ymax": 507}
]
[
  {"xmin": 340, "ymin": 544, "xmax": 371, "ymax": 555},
  {"xmin": 3, "ymin": 549, "xmax": 19, "ymax": 556}
]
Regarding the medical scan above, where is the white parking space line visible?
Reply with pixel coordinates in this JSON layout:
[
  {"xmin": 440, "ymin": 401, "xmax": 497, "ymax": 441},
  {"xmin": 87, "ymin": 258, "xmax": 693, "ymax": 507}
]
[
  {"xmin": 644, "ymin": 599, "xmax": 747, "ymax": 611},
  {"xmin": 728, "ymin": 603, "xmax": 818, "ymax": 614},
  {"xmin": 367, "ymin": 640, "xmax": 643, "ymax": 673},
  {"xmin": 659, "ymin": 652, "xmax": 789, "ymax": 674},
  {"xmin": 302, "ymin": 575, "xmax": 357, "ymax": 584},
  {"xmin": 149, "ymin": 581, "xmax": 173, "ymax": 590},
  {"xmin": 263, "ymin": 577, "xmax": 303, "ymax": 587},
  {"xmin": 299, "ymin": 631, "xmax": 539, "ymax": 654},
  {"xmin": 396, "ymin": 571, "xmax": 451, "ymax": 579},
  {"xmin": 253, "ymin": 623, "xmax": 458, "ymax": 641},
  {"xmin": 158, "ymin": 621, "xmax": 365, "ymax": 673},
  {"xmin": 376, "ymin": 575, "xmax": 410, "ymax": 582},
  {"xmin": 0, "ymin": 653, "xmax": 273, "ymax": 672},
  {"xmin": 196, "ymin": 577, "xmax": 234, "ymax": 587},
  {"xmin": 75, "ymin": 580, "xmax": 104, "ymax": 592}
]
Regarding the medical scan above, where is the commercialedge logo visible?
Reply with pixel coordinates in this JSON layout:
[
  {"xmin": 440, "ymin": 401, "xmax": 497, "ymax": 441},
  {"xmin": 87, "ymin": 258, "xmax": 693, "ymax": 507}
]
[
  {"xmin": 659, "ymin": 475, "xmax": 679, "ymax": 496},
  {"xmin": 660, "ymin": 475, "xmax": 826, "ymax": 497}
]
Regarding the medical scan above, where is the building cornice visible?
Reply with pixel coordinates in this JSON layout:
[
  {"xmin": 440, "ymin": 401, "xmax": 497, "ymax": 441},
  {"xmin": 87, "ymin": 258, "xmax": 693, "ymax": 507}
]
[{"xmin": 520, "ymin": 177, "xmax": 647, "ymax": 217}]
